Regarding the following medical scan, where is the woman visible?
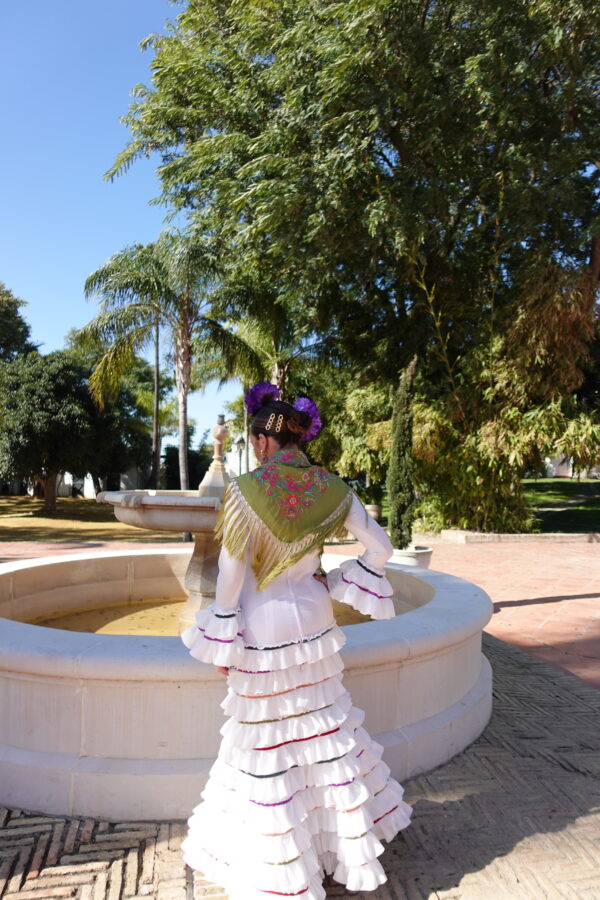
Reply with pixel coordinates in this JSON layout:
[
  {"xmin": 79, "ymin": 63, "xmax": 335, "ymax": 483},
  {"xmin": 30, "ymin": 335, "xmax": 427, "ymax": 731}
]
[{"xmin": 180, "ymin": 383, "xmax": 412, "ymax": 900}]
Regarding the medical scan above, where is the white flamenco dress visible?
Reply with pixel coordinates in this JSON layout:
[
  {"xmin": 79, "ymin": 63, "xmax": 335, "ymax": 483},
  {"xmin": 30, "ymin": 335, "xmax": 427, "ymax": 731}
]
[{"xmin": 180, "ymin": 492, "xmax": 412, "ymax": 900}]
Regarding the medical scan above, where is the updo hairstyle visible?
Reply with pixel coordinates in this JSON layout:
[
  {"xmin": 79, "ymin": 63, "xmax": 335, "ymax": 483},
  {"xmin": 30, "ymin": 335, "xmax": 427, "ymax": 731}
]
[{"xmin": 251, "ymin": 400, "xmax": 311, "ymax": 447}]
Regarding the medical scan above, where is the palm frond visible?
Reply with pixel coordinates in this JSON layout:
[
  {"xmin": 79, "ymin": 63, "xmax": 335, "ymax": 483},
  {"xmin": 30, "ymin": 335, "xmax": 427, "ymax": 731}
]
[
  {"xmin": 84, "ymin": 244, "xmax": 179, "ymax": 325},
  {"xmin": 85, "ymin": 321, "xmax": 155, "ymax": 408},
  {"xmin": 194, "ymin": 319, "xmax": 265, "ymax": 386}
]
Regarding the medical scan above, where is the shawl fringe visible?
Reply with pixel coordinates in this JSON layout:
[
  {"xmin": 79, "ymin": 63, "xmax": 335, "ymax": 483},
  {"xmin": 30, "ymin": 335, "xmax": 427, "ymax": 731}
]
[{"xmin": 215, "ymin": 480, "xmax": 352, "ymax": 590}]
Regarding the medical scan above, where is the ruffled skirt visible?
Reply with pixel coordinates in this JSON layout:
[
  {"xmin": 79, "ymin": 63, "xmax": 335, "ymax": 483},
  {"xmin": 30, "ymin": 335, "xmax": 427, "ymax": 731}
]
[{"xmin": 181, "ymin": 612, "xmax": 412, "ymax": 899}]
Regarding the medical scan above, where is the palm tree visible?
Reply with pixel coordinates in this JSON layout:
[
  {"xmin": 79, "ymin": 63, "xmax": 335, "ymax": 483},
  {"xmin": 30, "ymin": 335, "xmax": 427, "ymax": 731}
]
[
  {"xmin": 83, "ymin": 229, "xmax": 258, "ymax": 489},
  {"xmin": 204, "ymin": 262, "xmax": 324, "ymax": 398}
]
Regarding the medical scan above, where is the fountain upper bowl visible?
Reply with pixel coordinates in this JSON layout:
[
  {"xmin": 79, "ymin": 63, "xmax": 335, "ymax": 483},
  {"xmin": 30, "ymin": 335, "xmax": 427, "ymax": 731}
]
[{"xmin": 97, "ymin": 490, "xmax": 220, "ymax": 532}]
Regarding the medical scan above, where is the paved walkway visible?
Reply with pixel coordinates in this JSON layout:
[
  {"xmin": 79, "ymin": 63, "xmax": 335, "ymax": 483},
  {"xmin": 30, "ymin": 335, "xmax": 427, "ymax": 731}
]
[
  {"xmin": 5, "ymin": 535, "xmax": 598, "ymax": 690},
  {"xmin": 2, "ymin": 539, "xmax": 600, "ymax": 897},
  {"xmin": 1, "ymin": 635, "xmax": 599, "ymax": 899},
  {"xmin": 411, "ymin": 539, "xmax": 600, "ymax": 691}
]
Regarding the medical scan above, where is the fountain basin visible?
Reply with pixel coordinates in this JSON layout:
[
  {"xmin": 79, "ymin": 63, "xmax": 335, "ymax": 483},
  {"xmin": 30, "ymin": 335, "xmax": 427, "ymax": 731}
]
[{"xmin": 0, "ymin": 549, "xmax": 493, "ymax": 820}]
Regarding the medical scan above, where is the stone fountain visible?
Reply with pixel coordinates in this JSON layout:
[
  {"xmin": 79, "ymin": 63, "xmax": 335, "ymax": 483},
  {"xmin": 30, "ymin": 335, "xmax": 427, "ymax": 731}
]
[{"xmin": 0, "ymin": 416, "xmax": 493, "ymax": 821}]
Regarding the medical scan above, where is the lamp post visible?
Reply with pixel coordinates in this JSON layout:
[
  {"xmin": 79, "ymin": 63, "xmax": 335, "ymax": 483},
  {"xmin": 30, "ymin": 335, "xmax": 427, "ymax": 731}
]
[{"xmin": 236, "ymin": 435, "xmax": 246, "ymax": 476}]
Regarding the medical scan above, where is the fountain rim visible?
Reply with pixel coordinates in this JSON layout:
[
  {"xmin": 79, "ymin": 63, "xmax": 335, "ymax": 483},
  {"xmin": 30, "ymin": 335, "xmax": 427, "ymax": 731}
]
[
  {"xmin": 0, "ymin": 548, "xmax": 493, "ymax": 681},
  {"xmin": 97, "ymin": 490, "xmax": 221, "ymax": 510}
]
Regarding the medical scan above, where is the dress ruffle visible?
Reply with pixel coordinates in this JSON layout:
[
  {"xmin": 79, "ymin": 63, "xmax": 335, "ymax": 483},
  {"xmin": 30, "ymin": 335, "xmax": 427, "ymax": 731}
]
[
  {"xmin": 219, "ymin": 691, "xmax": 354, "ymax": 749},
  {"xmin": 227, "ymin": 652, "xmax": 344, "ymax": 695},
  {"xmin": 181, "ymin": 609, "xmax": 346, "ymax": 673},
  {"xmin": 221, "ymin": 671, "xmax": 347, "ymax": 721},
  {"xmin": 182, "ymin": 651, "xmax": 413, "ymax": 898},
  {"xmin": 181, "ymin": 553, "xmax": 411, "ymax": 896},
  {"xmin": 239, "ymin": 622, "xmax": 346, "ymax": 672},
  {"xmin": 327, "ymin": 558, "xmax": 395, "ymax": 619},
  {"xmin": 181, "ymin": 603, "xmax": 245, "ymax": 668}
]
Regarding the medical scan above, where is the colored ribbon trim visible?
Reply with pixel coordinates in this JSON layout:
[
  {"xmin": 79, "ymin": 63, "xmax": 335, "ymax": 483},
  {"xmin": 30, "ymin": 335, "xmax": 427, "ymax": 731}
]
[
  {"xmin": 374, "ymin": 804, "xmax": 399, "ymax": 824},
  {"xmin": 199, "ymin": 632, "xmax": 235, "ymax": 644},
  {"xmin": 247, "ymin": 775, "xmax": 355, "ymax": 807},
  {"xmin": 239, "ymin": 703, "xmax": 332, "ymax": 725},
  {"xmin": 236, "ymin": 675, "xmax": 331, "ymax": 699},
  {"xmin": 315, "ymin": 751, "xmax": 349, "ymax": 765},
  {"xmin": 253, "ymin": 726, "xmax": 340, "ymax": 751},
  {"xmin": 250, "ymin": 795, "xmax": 295, "ymax": 807},
  {"xmin": 244, "ymin": 624, "xmax": 334, "ymax": 651},
  {"xmin": 265, "ymin": 855, "xmax": 301, "ymax": 866},
  {"xmin": 341, "ymin": 574, "xmax": 392, "ymax": 600},
  {"xmin": 234, "ymin": 667, "xmax": 274, "ymax": 674},
  {"xmin": 259, "ymin": 889, "xmax": 308, "ymax": 896},
  {"xmin": 356, "ymin": 558, "xmax": 384, "ymax": 578},
  {"xmin": 239, "ymin": 766, "xmax": 295, "ymax": 779}
]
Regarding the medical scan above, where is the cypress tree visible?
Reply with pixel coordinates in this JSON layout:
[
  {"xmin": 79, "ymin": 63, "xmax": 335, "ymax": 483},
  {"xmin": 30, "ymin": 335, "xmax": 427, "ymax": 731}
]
[{"xmin": 387, "ymin": 358, "xmax": 417, "ymax": 550}]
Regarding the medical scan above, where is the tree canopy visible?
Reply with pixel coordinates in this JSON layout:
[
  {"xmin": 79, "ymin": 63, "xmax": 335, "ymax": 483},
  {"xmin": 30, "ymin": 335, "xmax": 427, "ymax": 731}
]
[
  {"xmin": 112, "ymin": 0, "xmax": 599, "ymax": 367},
  {"xmin": 0, "ymin": 282, "xmax": 36, "ymax": 361},
  {"xmin": 82, "ymin": 230, "xmax": 259, "ymax": 489},
  {"xmin": 0, "ymin": 351, "xmax": 152, "ymax": 512},
  {"xmin": 107, "ymin": 0, "xmax": 600, "ymax": 529}
]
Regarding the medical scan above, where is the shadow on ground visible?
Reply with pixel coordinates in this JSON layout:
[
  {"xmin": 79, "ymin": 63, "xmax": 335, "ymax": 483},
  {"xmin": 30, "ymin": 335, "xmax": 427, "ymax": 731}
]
[{"xmin": 327, "ymin": 634, "xmax": 600, "ymax": 898}]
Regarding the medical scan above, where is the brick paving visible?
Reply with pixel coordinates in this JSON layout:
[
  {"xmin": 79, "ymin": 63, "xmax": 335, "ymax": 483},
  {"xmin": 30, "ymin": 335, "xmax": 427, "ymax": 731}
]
[
  {"xmin": 2, "ymin": 635, "xmax": 600, "ymax": 898},
  {"xmin": 411, "ymin": 538, "xmax": 600, "ymax": 691},
  {"xmin": 3, "ymin": 537, "xmax": 600, "ymax": 897}
]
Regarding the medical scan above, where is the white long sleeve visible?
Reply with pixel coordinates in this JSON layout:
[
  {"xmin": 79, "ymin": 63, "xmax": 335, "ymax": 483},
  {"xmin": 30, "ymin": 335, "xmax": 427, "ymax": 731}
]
[
  {"xmin": 343, "ymin": 493, "xmax": 393, "ymax": 573},
  {"xmin": 326, "ymin": 494, "xmax": 396, "ymax": 619},
  {"xmin": 180, "ymin": 546, "xmax": 247, "ymax": 667},
  {"xmin": 214, "ymin": 546, "xmax": 247, "ymax": 612}
]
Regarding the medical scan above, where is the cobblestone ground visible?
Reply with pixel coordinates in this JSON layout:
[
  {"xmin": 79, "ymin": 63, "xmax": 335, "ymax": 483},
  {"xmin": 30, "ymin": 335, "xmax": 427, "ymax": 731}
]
[{"xmin": 2, "ymin": 635, "xmax": 600, "ymax": 900}]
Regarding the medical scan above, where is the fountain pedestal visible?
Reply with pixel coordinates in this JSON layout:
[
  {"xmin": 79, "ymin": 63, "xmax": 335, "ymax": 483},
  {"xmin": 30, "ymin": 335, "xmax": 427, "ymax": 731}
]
[
  {"xmin": 97, "ymin": 417, "xmax": 231, "ymax": 629},
  {"xmin": 181, "ymin": 416, "xmax": 229, "ymax": 626}
]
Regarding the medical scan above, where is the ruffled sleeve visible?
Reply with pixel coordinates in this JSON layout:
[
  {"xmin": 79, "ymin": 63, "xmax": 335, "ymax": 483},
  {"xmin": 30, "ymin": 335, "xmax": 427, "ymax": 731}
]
[
  {"xmin": 180, "ymin": 545, "xmax": 246, "ymax": 667},
  {"xmin": 326, "ymin": 494, "xmax": 395, "ymax": 620}
]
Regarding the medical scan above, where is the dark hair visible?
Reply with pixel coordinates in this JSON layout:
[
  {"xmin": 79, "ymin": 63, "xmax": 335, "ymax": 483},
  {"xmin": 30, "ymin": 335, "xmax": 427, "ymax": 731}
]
[{"xmin": 251, "ymin": 400, "xmax": 312, "ymax": 447}]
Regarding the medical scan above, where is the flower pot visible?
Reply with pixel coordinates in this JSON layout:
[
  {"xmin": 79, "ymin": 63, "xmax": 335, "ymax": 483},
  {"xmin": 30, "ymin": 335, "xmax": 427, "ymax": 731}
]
[
  {"xmin": 365, "ymin": 503, "xmax": 382, "ymax": 521},
  {"xmin": 391, "ymin": 546, "xmax": 433, "ymax": 568}
]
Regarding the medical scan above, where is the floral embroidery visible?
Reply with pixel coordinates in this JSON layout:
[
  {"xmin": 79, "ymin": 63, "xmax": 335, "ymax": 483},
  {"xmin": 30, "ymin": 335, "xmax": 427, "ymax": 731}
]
[{"xmin": 251, "ymin": 449, "xmax": 334, "ymax": 522}]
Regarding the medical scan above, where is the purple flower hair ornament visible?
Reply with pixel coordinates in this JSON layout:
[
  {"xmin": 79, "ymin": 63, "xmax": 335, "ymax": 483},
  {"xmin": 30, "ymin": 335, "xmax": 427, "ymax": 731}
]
[
  {"xmin": 244, "ymin": 381, "xmax": 280, "ymax": 415},
  {"xmin": 293, "ymin": 397, "xmax": 322, "ymax": 441}
]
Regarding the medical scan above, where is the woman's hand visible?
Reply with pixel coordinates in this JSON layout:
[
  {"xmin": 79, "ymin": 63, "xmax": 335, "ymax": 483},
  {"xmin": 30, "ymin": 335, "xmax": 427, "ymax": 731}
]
[
  {"xmin": 216, "ymin": 666, "xmax": 229, "ymax": 676},
  {"xmin": 313, "ymin": 573, "xmax": 329, "ymax": 590}
]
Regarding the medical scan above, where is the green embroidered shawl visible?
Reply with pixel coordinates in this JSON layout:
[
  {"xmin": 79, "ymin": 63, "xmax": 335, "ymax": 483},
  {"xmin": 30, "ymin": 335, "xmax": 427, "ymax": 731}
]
[{"xmin": 215, "ymin": 449, "xmax": 352, "ymax": 589}]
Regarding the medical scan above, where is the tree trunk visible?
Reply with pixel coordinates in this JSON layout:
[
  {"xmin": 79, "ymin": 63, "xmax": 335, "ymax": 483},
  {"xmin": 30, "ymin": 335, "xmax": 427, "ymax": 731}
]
[
  {"xmin": 178, "ymin": 385, "xmax": 189, "ymax": 490},
  {"xmin": 174, "ymin": 328, "xmax": 192, "ymax": 491},
  {"xmin": 244, "ymin": 403, "xmax": 249, "ymax": 474},
  {"xmin": 151, "ymin": 318, "xmax": 161, "ymax": 489},
  {"xmin": 270, "ymin": 361, "xmax": 289, "ymax": 396},
  {"xmin": 41, "ymin": 473, "xmax": 58, "ymax": 515}
]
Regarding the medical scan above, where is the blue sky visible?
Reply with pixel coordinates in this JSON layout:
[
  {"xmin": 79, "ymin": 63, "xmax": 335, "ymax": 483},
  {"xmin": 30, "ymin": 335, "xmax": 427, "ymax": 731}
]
[{"xmin": 0, "ymin": 1, "xmax": 240, "ymax": 437}]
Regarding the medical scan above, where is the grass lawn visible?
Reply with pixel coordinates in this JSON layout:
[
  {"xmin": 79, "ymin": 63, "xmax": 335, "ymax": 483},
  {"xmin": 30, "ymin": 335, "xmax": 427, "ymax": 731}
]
[
  {"xmin": 0, "ymin": 495, "xmax": 182, "ymax": 543},
  {"xmin": 523, "ymin": 477, "xmax": 600, "ymax": 533},
  {"xmin": 383, "ymin": 479, "xmax": 599, "ymax": 534},
  {"xmin": 2, "ymin": 478, "xmax": 598, "ymax": 542}
]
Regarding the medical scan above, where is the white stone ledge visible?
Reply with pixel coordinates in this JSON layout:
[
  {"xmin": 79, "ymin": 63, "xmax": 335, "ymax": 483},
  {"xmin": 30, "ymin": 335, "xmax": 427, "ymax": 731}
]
[
  {"xmin": 440, "ymin": 528, "xmax": 598, "ymax": 543},
  {"xmin": 0, "ymin": 549, "xmax": 494, "ymax": 819},
  {"xmin": 0, "ymin": 552, "xmax": 492, "ymax": 678}
]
